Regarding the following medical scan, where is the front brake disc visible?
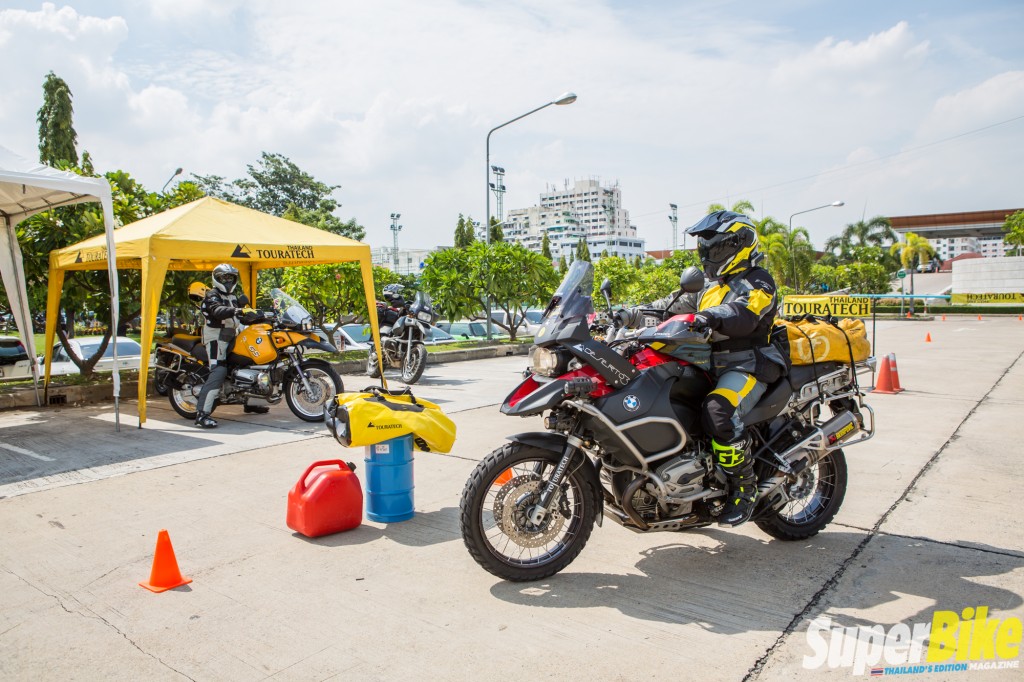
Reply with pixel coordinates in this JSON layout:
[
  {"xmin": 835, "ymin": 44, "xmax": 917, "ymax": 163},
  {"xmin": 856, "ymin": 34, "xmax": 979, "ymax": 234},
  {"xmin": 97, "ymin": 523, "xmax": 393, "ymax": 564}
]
[{"xmin": 493, "ymin": 477, "xmax": 565, "ymax": 548}]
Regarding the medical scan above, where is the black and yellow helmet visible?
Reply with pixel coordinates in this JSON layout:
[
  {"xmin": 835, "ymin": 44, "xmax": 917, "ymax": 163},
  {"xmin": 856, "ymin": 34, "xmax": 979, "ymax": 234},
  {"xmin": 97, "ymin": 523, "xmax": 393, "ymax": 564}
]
[{"xmin": 686, "ymin": 210, "xmax": 761, "ymax": 279}]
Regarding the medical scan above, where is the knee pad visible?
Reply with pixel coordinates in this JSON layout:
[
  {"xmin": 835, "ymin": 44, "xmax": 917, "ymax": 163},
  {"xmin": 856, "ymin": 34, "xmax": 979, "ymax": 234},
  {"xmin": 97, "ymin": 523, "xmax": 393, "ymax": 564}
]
[{"xmin": 702, "ymin": 393, "xmax": 739, "ymax": 444}]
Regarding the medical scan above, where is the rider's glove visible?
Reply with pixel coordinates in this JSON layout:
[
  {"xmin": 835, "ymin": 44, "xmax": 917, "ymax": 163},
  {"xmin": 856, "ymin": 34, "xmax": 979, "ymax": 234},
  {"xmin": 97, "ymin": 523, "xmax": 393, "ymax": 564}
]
[{"xmin": 690, "ymin": 312, "xmax": 719, "ymax": 333}]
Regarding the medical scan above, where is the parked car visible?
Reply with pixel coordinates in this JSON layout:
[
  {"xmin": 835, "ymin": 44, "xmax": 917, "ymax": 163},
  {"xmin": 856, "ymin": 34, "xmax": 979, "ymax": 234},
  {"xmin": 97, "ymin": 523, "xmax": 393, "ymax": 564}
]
[
  {"xmin": 341, "ymin": 323, "xmax": 456, "ymax": 347},
  {"xmin": 43, "ymin": 336, "xmax": 155, "ymax": 377},
  {"xmin": 0, "ymin": 336, "xmax": 35, "ymax": 380},
  {"xmin": 436, "ymin": 321, "xmax": 510, "ymax": 341},
  {"xmin": 488, "ymin": 310, "xmax": 538, "ymax": 337}
]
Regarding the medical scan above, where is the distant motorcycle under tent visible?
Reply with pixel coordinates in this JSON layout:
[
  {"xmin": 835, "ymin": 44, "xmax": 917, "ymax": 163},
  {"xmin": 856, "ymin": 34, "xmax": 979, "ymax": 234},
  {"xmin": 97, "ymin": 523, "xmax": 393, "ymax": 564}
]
[{"xmin": 45, "ymin": 197, "xmax": 387, "ymax": 426}]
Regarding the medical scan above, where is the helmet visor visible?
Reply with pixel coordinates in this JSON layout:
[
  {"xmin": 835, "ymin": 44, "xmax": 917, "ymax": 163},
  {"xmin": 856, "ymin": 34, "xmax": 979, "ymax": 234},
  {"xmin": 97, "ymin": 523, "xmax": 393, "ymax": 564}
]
[
  {"xmin": 213, "ymin": 271, "xmax": 238, "ymax": 289},
  {"xmin": 697, "ymin": 232, "xmax": 741, "ymax": 270}
]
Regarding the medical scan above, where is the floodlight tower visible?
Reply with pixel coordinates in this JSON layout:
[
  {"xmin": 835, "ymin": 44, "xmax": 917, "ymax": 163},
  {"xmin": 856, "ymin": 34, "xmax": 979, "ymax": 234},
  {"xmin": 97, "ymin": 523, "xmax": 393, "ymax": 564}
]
[
  {"xmin": 390, "ymin": 213, "xmax": 402, "ymax": 272},
  {"xmin": 669, "ymin": 203, "xmax": 679, "ymax": 251},
  {"xmin": 489, "ymin": 166, "xmax": 506, "ymax": 225}
]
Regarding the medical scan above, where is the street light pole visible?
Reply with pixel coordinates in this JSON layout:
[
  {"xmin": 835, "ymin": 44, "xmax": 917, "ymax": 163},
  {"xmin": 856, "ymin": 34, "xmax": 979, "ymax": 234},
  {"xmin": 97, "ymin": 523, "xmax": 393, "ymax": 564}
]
[
  {"xmin": 485, "ymin": 92, "xmax": 577, "ymax": 338},
  {"xmin": 390, "ymin": 213, "xmax": 402, "ymax": 272},
  {"xmin": 788, "ymin": 200, "xmax": 844, "ymax": 290},
  {"xmin": 161, "ymin": 167, "xmax": 183, "ymax": 194}
]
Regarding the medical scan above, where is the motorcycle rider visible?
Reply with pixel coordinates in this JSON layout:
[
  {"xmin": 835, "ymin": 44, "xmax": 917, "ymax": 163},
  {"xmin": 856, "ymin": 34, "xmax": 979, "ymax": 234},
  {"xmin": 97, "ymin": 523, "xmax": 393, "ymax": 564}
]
[
  {"xmin": 194, "ymin": 263, "xmax": 270, "ymax": 428},
  {"xmin": 618, "ymin": 211, "xmax": 787, "ymax": 526}
]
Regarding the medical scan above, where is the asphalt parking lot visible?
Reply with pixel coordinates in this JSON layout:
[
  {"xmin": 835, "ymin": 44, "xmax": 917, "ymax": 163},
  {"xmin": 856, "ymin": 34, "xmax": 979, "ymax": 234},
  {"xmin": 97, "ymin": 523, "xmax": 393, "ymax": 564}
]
[{"xmin": 0, "ymin": 315, "xmax": 1022, "ymax": 681}]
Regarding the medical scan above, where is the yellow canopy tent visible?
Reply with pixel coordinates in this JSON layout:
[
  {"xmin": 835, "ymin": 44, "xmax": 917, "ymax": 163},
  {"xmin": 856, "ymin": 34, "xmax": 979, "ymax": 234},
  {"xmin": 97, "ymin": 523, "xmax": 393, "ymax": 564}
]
[{"xmin": 45, "ymin": 197, "xmax": 385, "ymax": 426}]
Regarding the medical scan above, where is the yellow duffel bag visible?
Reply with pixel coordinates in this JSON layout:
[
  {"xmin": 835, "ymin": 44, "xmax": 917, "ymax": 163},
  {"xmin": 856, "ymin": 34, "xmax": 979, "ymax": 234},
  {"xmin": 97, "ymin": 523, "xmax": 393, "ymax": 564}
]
[
  {"xmin": 325, "ymin": 386, "xmax": 456, "ymax": 454},
  {"xmin": 778, "ymin": 317, "xmax": 870, "ymax": 365}
]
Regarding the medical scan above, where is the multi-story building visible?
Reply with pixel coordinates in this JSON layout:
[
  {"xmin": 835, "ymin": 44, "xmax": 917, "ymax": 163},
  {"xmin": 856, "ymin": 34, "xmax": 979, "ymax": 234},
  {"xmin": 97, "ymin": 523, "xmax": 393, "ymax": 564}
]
[{"xmin": 505, "ymin": 178, "xmax": 646, "ymax": 262}]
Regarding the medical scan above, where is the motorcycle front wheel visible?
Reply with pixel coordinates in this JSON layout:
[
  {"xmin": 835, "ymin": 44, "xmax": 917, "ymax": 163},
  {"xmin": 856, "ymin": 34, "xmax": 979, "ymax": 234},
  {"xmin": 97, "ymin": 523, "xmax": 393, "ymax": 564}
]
[
  {"xmin": 459, "ymin": 442, "xmax": 597, "ymax": 582},
  {"xmin": 400, "ymin": 343, "xmax": 428, "ymax": 384},
  {"xmin": 756, "ymin": 448, "xmax": 848, "ymax": 540},
  {"xmin": 285, "ymin": 360, "xmax": 343, "ymax": 422}
]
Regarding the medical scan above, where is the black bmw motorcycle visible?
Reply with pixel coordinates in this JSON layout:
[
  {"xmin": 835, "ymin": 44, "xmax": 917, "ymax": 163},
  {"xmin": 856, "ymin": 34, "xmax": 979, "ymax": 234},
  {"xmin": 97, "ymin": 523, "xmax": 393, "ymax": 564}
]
[
  {"xmin": 459, "ymin": 261, "xmax": 875, "ymax": 582},
  {"xmin": 367, "ymin": 288, "xmax": 437, "ymax": 384}
]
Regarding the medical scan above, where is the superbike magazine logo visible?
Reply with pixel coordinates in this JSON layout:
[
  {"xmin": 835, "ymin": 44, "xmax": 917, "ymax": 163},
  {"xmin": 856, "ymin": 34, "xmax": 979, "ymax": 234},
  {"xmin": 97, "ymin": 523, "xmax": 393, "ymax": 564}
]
[{"xmin": 802, "ymin": 607, "xmax": 1022, "ymax": 676}]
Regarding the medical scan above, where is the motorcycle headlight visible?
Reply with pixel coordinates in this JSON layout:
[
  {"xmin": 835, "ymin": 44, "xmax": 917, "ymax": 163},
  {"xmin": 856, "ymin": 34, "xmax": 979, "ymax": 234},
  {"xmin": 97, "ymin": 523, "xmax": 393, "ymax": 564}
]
[
  {"xmin": 301, "ymin": 319, "xmax": 312, "ymax": 331},
  {"xmin": 531, "ymin": 347, "xmax": 568, "ymax": 377},
  {"xmin": 416, "ymin": 311, "xmax": 432, "ymax": 323}
]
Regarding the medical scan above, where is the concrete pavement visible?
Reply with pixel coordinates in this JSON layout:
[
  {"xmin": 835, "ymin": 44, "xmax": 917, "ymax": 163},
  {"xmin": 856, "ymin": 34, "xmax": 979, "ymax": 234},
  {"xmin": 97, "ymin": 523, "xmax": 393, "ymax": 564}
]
[{"xmin": 0, "ymin": 315, "xmax": 1022, "ymax": 681}]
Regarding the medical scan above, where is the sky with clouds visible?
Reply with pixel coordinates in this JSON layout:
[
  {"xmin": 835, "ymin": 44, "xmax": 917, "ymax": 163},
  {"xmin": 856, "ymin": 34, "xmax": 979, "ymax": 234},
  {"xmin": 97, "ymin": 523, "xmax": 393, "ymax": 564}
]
[{"xmin": 2, "ymin": 1, "xmax": 1022, "ymax": 251}]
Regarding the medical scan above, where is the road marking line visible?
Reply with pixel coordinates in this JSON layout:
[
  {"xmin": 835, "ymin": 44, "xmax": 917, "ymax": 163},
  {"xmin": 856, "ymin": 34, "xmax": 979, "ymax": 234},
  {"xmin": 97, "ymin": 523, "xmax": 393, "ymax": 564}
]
[{"xmin": 0, "ymin": 443, "xmax": 55, "ymax": 462}]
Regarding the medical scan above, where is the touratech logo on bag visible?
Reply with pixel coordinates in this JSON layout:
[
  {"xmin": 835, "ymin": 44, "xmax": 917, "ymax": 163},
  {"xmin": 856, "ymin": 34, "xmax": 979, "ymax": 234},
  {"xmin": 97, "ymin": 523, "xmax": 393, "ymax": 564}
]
[
  {"xmin": 366, "ymin": 421, "xmax": 403, "ymax": 430},
  {"xmin": 802, "ymin": 607, "xmax": 1022, "ymax": 676}
]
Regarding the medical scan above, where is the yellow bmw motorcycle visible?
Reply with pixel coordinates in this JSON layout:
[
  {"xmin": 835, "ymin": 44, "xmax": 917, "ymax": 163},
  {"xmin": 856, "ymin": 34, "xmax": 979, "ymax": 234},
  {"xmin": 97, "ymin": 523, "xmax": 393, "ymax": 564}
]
[{"xmin": 160, "ymin": 288, "xmax": 343, "ymax": 422}]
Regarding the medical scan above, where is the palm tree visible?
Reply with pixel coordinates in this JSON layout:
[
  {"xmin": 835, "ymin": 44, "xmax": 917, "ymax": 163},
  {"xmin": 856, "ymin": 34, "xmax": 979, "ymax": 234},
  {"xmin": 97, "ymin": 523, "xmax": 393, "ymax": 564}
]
[
  {"xmin": 890, "ymin": 232, "xmax": 935, "ymax": 313},
  {"xmin": 762, "ymin": 227, "xmax": 815, "ymax": 290},
  {"xmin": 825, "ymin": 216, "xmax": 897, "ymax": 262},
  {"xmin": 706, "ymin": 200, "xmax": 755, "ymax": 215}
]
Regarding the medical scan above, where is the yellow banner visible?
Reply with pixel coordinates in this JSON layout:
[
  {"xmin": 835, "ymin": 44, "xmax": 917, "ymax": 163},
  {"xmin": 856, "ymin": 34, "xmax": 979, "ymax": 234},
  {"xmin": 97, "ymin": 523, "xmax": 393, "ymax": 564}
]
[
  {"xmin": 782, "ymin": 295, "xmax": 871, "ymax": 318},
  {"xmin": 951, "ymin": 293, "xmax": 1024, "ymax": 305}
]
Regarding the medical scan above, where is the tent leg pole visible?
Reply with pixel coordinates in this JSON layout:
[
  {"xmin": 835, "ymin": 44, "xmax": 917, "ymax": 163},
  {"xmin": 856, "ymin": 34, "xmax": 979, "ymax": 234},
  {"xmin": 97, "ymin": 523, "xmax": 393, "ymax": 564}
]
[
  {"xmin": 33, "ymin": 382, "xmax": 40, "ymax": 407},
  {"xmin": 115, "ymin": 397, "xmax": 120, "ymax": 432}
]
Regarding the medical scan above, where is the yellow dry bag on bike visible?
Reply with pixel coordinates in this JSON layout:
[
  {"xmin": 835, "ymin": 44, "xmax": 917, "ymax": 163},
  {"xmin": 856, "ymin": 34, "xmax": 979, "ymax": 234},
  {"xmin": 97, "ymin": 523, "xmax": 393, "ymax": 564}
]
[
  {"xmin": 778, "ymin": 316, "xmax": 870, "ymax": 365},
  {"xmin": 325, "ymin": 386, "xmax": 456, "ymax": 454}
]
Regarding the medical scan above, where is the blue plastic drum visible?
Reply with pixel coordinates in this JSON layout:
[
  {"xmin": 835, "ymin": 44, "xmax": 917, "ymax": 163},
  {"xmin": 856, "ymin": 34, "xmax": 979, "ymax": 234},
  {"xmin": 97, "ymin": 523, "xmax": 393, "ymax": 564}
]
[{"xmin": 363, "ymin": 435, "xmax": 415, "ymax": 522}]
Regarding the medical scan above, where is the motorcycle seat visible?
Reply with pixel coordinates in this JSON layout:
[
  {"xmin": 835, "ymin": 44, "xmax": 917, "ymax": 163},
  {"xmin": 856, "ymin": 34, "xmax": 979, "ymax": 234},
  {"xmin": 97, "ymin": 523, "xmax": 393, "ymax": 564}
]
[
  {"xmin": 170, "ymin": 335, "xmax": 201, "ymax": 353},
  {"xmin": 744, "ymin": 377, "xmax": 791, "ymax": 425}
]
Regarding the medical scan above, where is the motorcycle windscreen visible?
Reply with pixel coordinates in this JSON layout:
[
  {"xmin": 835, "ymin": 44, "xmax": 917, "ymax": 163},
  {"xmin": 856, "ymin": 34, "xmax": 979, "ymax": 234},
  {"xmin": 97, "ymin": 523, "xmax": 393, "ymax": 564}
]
[{"xmin": 535, "ymin": 260, "xmax": 594, "ymax": 343}]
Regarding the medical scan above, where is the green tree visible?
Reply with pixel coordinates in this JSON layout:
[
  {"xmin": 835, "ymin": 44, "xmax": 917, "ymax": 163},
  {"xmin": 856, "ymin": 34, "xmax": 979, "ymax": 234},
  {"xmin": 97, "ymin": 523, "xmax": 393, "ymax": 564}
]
[
  {"xmin": 628, "ymin": 264, "xmax": 679, "ymax": 304},
  {"xmin": 280, "ymin": 263, "xmax": 398, "ymax": 336},
  {"xmin": 576, "ymin": 238, "xmax": 591, "ymax": 262},
  {"xmin": 592, "ymin": 256, "xmax": 638, "ymax": 305},
  {"xmin": 1003, "ymin": 210, "xmax": 1024, "ymax": 256},
  {"xmin": 421, "ymin": 242, "xmax": 558, "ymax": 341},
  {"xmin": 558, "ymin": 255, "xmax": 568, "ymax": 276},
  {"xmin": 807, "ymin": 264, "xmax": 841, "ymax": 293},
  {"xmin": 763, "ymin": 227, "xmax": 816, "ymax": 291},
  {"xmin": 541, "ymin": 232, "xmax": 552, "ymax": 261},
  {"xmin": 890, "ymin": 232, "xmax": 935, "ymax": 311},
  {"xmin": 707, "ymin": 200, "xmax": 754, "ymax": 215},
  {"xmin": 661, "ymin": 250, "xmax": 701, "ymax": 277},
  {"xmin": 837, "ymin": 262, "xmax": 890, "ymax": 295},
  {"xmin": 453, "ymin": 214, "xmax": 470, "ymax": 248},
  {"xmin": 37, "ymin": 72, "xmax": 78, "ymax": 167},
  {"xmin": 488, "ymin": 216, "xmax": 504, "ymax": 243},
  {"xmin": 281, "ymin": 203, "xmax": 365, "ymax": 241}
]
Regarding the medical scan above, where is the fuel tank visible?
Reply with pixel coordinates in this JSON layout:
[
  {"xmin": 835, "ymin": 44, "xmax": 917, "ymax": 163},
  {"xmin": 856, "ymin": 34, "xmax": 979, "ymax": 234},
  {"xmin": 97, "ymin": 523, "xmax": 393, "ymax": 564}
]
[{"xmin": 231, "ymin": 324, "xmax": 278, "ymax": 366}]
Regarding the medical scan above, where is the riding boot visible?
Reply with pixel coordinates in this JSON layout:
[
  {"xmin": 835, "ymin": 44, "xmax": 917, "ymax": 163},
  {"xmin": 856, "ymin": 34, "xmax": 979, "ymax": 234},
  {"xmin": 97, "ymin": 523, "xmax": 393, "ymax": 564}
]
[
  {"xmin": 195, "ymin": 412, "xmax": 218, "ymax": 429},
  {"xmin": 714, "ymin": 438, "xmax": 758, "ymax": 527}
]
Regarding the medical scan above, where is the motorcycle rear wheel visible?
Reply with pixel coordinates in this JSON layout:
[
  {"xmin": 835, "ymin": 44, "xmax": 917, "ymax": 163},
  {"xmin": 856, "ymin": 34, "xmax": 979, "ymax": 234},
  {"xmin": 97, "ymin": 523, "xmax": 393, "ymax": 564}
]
[
  {"xmin": 460, "ymin": 442, "xmax": 597, "ymax": 582},
  {"xmin": 284, "ymin": 360, "xmax": 343, "ymax": 422},
  {"xmin": 169, "ymin": 380, "xmax": 201, "ymax": 420},
  {"xmin": 756, "ymin": 449, "xmax": 847, "ymax": 540},
  {"xmin": 400, "ymin": 343, "xmax": 427, "ymax": 384}
]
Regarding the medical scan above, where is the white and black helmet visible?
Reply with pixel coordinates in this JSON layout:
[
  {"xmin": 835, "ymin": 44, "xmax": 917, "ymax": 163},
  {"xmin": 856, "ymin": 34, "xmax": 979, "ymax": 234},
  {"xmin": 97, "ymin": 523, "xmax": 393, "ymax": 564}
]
[{"xmin": 212, "ymin": 263, "xmax": 240, "ymax": 294}]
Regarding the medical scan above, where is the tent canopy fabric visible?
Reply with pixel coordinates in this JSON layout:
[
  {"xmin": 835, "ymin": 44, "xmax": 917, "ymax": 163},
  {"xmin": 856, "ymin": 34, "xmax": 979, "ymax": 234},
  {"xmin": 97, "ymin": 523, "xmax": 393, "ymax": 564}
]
[
  {"xmin": 46, "ymin": 196, "xmax": 384, "ymax": 425},
  {"xmin": 0, "ymin": 145, "xmax": 120, "ymax": 411}
]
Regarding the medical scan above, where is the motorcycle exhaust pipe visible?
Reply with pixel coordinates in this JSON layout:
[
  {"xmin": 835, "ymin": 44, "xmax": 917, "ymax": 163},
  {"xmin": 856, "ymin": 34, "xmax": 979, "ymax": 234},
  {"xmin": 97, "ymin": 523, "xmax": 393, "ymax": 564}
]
[{"xmin": 821, "ymin": 410, "xmax": 859, "ymax": 447}]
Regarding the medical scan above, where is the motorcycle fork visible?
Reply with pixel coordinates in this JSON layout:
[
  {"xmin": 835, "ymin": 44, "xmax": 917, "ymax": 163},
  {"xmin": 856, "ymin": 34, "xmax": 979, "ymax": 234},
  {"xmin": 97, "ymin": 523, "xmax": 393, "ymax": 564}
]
[
  {"xmin": 291, "ymin": 355, "xmax": 315, "ymax": 395},
  {"xmin": 527, "ymin": 434, "xmax": 583, "ymax": 526}
]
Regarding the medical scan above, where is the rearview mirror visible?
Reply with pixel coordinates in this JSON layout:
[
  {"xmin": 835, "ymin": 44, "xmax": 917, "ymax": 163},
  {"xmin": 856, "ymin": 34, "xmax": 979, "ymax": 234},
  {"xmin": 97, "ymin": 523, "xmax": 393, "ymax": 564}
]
[
  {"xmin": 599, "ymin": 278, "xmax": 613, "ymax": 312},
  {"xmin": 679, "ymin": 266, "xmax": 705, "ymax": 294}
]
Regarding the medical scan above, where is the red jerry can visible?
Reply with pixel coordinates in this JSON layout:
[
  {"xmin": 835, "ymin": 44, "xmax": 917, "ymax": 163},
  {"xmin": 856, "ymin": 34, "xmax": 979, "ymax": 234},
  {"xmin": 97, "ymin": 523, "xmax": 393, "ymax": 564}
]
[{"xmin": 287, "ymin": 460, "xmax": 363, "ymax": 537}]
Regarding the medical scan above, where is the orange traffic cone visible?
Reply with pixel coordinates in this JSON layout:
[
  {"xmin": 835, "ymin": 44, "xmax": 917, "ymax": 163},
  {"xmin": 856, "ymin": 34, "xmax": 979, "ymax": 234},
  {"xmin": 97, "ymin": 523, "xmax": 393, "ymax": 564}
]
[
  {"xmin": 978, "ymin": 314, "xmax": 983, "ymax": 321},
  {"xmin": 872, "ymin": 356, "xmax": 897, "ymax": 394},
  {"xmin": 925, "ymin": 333, "xmax": 932, "ymax": 343},
  {"xmin": 1018, "ymin": 314, "xmax": 1022, "ymax": 321},
  {"xmin": 493, "ymin": 469, "xmax": 513, "ymax": 486},
  {"xmin": 906, "ymin": 312, "xmax": 912, "ymax": 319},
  {"xmin": 941, "ymin": 314, "xmax": 947, "ymax": 321},
  {"xmin": 888, "ymin": 353, "xmax": 905, "ymax": 393},
  {"xmin": 139, "ymin": 530, "xmax": 192, "ymax": 593}
]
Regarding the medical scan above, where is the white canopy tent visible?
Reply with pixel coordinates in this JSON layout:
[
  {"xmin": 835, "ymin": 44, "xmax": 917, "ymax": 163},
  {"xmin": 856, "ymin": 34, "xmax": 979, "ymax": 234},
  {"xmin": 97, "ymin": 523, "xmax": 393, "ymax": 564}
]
[{"xmin": 0, "ymin": 145, "xmax": 121, "ymax": 427}]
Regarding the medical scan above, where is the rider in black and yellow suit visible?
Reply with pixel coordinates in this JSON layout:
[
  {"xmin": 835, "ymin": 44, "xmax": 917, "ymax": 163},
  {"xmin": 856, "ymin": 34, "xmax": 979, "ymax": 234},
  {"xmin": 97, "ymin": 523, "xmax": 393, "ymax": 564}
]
[{"xmin": 622, "ymin": 211, "xmax": 787, "ymax": 526}]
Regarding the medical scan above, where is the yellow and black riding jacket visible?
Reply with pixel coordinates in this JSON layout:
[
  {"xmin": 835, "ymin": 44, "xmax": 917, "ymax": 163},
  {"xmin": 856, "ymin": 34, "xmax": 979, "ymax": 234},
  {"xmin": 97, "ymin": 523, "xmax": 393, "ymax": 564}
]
[{"xmin": 652, "ymin": 266, "xmax": 787, "ymax": 381}]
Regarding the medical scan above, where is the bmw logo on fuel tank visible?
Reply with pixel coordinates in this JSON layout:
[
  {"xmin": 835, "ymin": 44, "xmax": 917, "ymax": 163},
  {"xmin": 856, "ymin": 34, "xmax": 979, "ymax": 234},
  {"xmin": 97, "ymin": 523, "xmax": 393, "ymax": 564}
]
[{"xmin": 623, "ymin": 395, "xmax": 640, "ymax": 412}]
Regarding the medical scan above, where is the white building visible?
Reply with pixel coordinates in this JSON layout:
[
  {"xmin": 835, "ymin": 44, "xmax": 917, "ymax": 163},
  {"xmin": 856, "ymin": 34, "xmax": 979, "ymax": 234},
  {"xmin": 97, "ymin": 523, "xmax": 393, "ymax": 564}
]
[
  {"xmin": 371, "ymin": 247, "xmax": 442, "ymax": 276},
  {"xmin": 505, "ymin": 178, "xmax": 646, "ymax": 263}
]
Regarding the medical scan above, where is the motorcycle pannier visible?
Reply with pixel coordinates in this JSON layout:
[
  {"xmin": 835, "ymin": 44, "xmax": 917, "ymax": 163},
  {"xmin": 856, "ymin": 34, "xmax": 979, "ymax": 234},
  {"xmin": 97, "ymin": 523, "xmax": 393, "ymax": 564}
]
[
  {"xmin": 778, "ymin": 317, "xmax": 870, "ymax": 365},
  {"xmin": 326, "ymin": 386, "xmax": 456, "ymax": 454}
]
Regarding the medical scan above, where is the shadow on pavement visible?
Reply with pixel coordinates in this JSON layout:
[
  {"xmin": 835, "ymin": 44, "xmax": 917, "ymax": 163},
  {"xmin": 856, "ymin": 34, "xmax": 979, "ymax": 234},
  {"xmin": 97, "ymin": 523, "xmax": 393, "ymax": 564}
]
[
  {"xmin": 292, "ymin": 507, "xmax": 460, "ymax": 548},
  {"xmin": 487, "ymin": 532, "xmax": 1023, "ymax": 633}
]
